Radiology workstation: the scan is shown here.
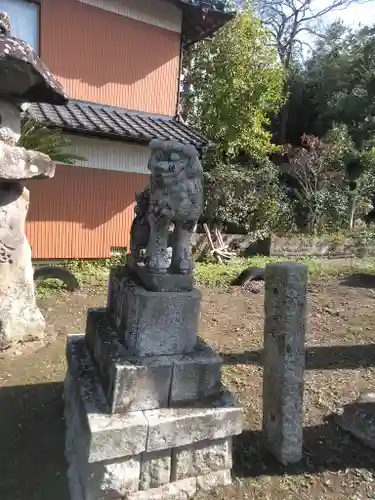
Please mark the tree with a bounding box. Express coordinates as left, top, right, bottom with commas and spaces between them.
18, 117, 85, 165
254, 0, 367, 69
181, 7, 289, 234
291, 23, 375, 148
280, 134, 349, 232
325, 123, 375, 230
284, 20, 349, 143
182, 8, 285, 158
253, 0, 371, 142
281, 127, 375, 232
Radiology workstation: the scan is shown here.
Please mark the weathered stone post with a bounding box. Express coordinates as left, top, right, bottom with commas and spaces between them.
262, 262, 308, 465
0, 12, 68, 347
64, 140, 243, 500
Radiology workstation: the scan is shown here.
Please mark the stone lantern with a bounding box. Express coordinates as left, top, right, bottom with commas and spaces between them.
0, 12, 68, 347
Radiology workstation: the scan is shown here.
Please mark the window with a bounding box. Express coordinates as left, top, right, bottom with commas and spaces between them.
0, 0, 39, 53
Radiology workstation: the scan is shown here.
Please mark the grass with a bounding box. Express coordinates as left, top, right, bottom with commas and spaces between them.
36, 279, 66, 299
34, 255, 375, 297
194, 256, 375, 287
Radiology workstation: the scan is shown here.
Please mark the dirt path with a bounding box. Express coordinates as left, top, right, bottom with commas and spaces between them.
1, 276, 375, 500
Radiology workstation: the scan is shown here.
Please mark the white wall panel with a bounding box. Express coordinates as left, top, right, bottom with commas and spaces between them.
65, 135, 150, 175
77, 0, 182, 32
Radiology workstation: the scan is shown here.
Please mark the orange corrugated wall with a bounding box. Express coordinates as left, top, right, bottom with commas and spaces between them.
25, 165, 148, 259
40, 0, 180, 116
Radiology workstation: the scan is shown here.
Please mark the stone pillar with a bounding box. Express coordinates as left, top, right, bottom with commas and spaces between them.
0, 100, 56, 346
262, 262, 308, 465
0, 12, 68, 346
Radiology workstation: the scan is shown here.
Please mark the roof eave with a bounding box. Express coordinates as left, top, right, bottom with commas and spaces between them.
166, 1, 235, 45
24, 99, 214, 152
184, 7, 235, 46
29, 118, 213, 153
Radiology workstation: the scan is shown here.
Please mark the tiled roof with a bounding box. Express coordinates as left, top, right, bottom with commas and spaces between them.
27, 100, 211, 151
170, 1, 235, 45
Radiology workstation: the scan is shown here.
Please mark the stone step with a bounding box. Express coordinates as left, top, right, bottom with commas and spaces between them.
86, 309, 223, 413
65, 334, 242, 464
106, 266, 200, 356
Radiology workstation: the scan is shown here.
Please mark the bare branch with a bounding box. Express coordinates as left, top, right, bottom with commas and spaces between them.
294, 26, 328, 39
294, 37, 316, 59
254, 0, 371, 67
301, 0, 361, 23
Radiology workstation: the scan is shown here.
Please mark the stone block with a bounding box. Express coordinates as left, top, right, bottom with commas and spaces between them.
107, 267, 200, 356
65, 335, 148, 462
127, 255, 193, 292
335, 392, 375, 451
171, 438, 232, 481
65, 372, 87, 467
263, 262, 307, 466
196, 470, 232, 492
83, 456, 140, 498
125, 478, 196, 500
169, 340, 222, 405
139, 449, 172, 490
68, 449, 139, 500
67, 452, 85, 500
144, 391, 242, 452
86, 309, 173, 412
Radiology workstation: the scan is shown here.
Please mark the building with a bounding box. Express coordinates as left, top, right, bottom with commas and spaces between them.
0, 0, 233, 259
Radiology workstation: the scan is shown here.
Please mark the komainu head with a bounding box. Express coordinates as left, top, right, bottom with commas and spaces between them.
148, 139, 203, 182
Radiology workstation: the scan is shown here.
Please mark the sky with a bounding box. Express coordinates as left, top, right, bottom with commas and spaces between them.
317, 0, 375, 27
296, 0, 375, 55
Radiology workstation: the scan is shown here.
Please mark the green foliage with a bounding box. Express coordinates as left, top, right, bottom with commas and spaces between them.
281, 134, 349, 233
281, 126, 375, 233
288, 22, 375, 149
184, 9, 285, 158
204, 156, 294, 234
36, 279, 66, 299
324, 124, 375, 227
182, 7, 288, 235
285, 22, 375, 230
18, 117, 86, 164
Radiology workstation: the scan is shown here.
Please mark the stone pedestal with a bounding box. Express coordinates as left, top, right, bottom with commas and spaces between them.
65, 265, 243, 500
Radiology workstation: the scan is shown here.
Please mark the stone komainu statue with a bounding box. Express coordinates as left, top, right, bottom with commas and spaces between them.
130, 139, 203, 275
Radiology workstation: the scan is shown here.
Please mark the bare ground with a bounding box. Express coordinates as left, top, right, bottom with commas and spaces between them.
1, 275, 375, 500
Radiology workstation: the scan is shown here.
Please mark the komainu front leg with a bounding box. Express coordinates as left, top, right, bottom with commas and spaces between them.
146, 215, 170, 274
171, 220, 196, 275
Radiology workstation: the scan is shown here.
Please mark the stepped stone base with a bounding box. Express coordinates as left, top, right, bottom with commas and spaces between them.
86, 308, 222, 413
65, 262, 243, 500
65, 335, 242, 500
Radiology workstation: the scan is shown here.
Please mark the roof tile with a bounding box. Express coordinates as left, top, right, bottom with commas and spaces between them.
27, 99, 211, 150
